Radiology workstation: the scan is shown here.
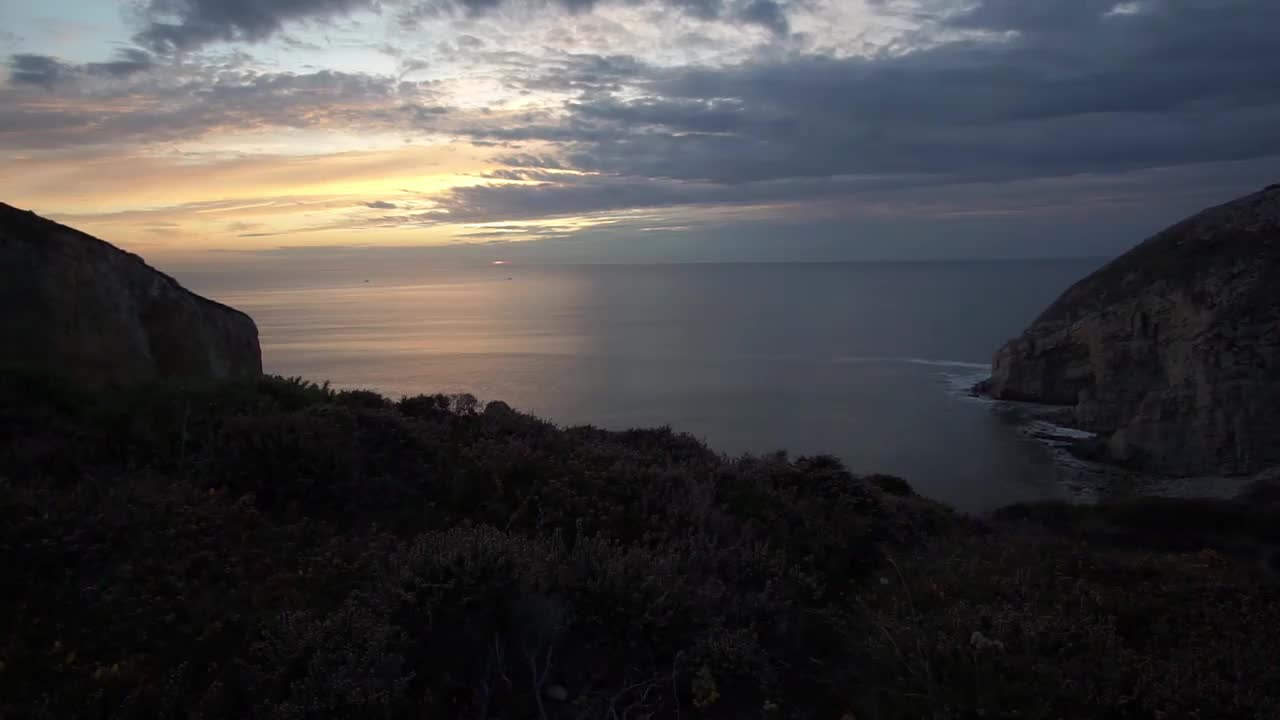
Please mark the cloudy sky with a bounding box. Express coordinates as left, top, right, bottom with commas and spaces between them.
2, 0, 1278, 262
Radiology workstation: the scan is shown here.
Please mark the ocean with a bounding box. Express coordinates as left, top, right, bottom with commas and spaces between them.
187, 259, 1109, 513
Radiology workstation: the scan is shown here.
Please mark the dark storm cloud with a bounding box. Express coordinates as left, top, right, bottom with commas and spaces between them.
402, 0, 784, 31
135, 0, 377, 52
944, 0, 1137, 33
165, 155, 1275, 267
366, 0, 1280, 231
1, 65, 441, 148
9, 0, 1278, 245
8, 49, 156, 89
399, 57, 430, 77
9, 54, 72, 89
416, 172, 885, 223
86, 49, 158, 77
571, 96, 746, 134
364, 200, 398, 208
495, 154, 568, 170
394, 157, 1280, 263
737, 0, 788, 34
425, 0, 721, 16
483, 168, 557, 180
482, 51, 648, 95
487, 0, 1280, 188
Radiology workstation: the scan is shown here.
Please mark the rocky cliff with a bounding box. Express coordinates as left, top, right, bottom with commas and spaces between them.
0, 203, 261, 383
982, 185, 1280, 475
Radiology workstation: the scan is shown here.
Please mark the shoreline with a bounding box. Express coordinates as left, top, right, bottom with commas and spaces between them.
970, 380, 1272, 505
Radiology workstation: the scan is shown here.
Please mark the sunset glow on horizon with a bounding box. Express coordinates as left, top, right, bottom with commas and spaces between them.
2, 0, 1278, 262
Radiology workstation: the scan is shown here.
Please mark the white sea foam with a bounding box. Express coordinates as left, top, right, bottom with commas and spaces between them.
924, 362, 992, 401
831, 355, 989, 370
1021, 419, 1094, 442
899, 357, 990, 370
922, 362, 1112, 493
826, 356, 992, 399
837, 355, 1254, 504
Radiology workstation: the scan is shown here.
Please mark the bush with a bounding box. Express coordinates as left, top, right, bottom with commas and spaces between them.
858, 534, 1280, 719
2, 371, 1275, 718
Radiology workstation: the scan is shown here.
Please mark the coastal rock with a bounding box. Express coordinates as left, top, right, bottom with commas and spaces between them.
0, 203, 261, 383
983, 185, 1280, 475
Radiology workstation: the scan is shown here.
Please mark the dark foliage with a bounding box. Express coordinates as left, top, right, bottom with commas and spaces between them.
1, 370, 1276, 718
862, 534, 1280, 719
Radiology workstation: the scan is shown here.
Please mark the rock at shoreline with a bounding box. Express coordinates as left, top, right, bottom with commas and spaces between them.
982, 185, 1280, 476
0, 203, 261, 383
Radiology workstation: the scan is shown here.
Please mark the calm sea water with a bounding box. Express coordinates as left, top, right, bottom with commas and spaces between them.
189, 260, 1107, 513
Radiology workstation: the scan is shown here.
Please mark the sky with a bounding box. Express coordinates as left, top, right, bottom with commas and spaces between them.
2, 0, 1278, 264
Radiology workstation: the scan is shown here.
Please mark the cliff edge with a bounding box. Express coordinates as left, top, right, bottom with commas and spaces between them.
982, 185, 1280, 475
0, 203, 261, 383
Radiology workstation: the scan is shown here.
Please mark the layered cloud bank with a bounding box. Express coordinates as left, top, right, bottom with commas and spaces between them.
2, 0, 1278, 259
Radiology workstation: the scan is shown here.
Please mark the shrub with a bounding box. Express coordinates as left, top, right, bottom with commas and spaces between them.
2, 371, 1275, 719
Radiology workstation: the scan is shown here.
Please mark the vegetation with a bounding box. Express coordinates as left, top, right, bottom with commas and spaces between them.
1, 371, 1277, 718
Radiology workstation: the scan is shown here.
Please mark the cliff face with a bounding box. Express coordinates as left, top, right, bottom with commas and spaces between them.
0, 203, 261, 383
984, 185, 1280, 476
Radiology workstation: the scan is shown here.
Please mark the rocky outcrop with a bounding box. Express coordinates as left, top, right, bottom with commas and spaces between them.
0, 203, 261, 383
982, 185, 1280, 476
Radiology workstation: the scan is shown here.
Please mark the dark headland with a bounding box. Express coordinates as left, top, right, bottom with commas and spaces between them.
2, 199, 1278, 718
976, 184, 1280, 477
0, 203, 261, 384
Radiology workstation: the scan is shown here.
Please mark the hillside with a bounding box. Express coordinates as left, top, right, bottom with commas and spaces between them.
0, 203, 261, 383
981, 185, 1280, 475
2, 372, 1277, 719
